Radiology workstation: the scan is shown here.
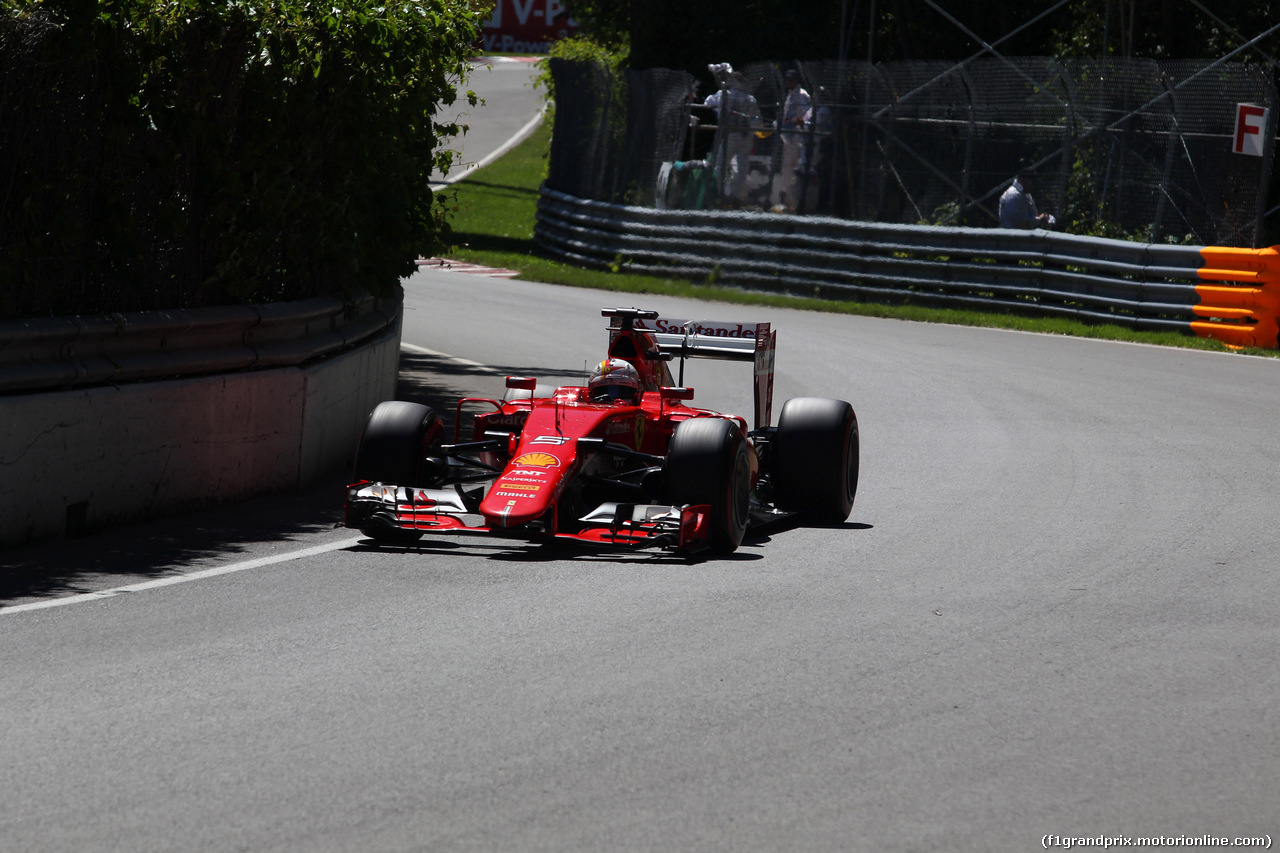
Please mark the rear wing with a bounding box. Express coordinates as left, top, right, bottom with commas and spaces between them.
605, 309, 777, 429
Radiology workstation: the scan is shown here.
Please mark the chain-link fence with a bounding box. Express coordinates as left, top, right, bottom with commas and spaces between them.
546, 57, 1278, 247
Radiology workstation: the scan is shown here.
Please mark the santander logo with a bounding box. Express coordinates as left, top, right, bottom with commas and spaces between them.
634, 317, 761, 339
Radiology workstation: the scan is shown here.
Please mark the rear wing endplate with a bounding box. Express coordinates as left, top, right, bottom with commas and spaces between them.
606, 310, 776, 429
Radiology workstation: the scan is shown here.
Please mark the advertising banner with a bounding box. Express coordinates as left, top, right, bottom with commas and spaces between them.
481, 0, 577, 54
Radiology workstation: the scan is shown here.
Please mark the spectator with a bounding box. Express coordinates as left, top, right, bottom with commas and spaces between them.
703, 64, 761, 207
800, 85, 834, 212
999, 172, 1056, 229
771, 69, 811, 212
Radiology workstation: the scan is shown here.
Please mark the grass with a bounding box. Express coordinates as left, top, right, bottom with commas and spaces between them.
440, 119, 1275, 357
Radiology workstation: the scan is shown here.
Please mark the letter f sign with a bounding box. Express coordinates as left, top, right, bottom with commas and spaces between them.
1234, 103, 1269, 157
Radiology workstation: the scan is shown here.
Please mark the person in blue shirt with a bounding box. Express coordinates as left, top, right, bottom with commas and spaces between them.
999, 172, 1056, 229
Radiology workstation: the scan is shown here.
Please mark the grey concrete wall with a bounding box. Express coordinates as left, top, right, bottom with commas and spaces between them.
0, 318, 400, 547
296, 319, 401, 490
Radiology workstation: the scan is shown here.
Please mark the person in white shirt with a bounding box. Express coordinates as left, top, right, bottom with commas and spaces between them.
771, 69, 811, 211
703, 64, 761, 207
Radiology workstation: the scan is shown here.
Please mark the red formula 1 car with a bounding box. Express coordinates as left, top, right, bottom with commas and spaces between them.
344, 308, 859, 555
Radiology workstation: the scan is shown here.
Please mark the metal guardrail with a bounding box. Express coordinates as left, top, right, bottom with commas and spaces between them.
0, 290, 402, 393
534, 187, 1280, 348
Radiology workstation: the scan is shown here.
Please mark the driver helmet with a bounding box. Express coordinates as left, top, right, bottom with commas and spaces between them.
588, 358, 642, 404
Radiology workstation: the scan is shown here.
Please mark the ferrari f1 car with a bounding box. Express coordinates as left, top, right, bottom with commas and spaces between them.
344, 308, 859, 555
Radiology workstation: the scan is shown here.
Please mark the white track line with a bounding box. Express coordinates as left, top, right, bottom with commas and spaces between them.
430, 107, 546, 190
415, 258, 520, 277
401, 342, 501, 374
1, 537, 364, 616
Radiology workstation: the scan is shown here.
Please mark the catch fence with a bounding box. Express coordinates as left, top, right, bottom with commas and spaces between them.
546, 57, 1277, 247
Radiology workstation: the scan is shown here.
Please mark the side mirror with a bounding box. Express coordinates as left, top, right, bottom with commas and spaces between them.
660, 386, 694, 401
505, 376, 537, 391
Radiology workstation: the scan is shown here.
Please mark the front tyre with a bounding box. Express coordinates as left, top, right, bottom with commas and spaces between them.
770, 397, 859, 524
352, 401, 445, 543
665, 417, 751, 553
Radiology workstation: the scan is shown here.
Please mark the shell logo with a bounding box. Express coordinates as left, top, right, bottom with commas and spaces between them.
511, 452, 559, 468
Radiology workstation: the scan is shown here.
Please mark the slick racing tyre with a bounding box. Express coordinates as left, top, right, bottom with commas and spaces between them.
352, 401, 445, 543
665, 417, 751, 554
770, 397, 859, 524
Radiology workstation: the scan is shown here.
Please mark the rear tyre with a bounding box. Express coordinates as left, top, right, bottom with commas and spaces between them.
770, 397, 859, 524
665, 418, 751, 553
352, 401, 444, 543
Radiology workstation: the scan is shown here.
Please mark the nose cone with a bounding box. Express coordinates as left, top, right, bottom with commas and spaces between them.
480, 451, 564, 528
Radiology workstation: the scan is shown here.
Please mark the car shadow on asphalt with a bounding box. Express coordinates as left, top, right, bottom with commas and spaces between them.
348, 537, 767, 565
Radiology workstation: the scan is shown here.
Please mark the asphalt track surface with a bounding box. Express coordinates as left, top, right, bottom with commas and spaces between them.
3, 65, 1278, 853
431, 56, 545, 188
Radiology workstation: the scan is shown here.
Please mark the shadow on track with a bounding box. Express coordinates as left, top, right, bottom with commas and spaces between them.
0, 352, 507, 605
0, 473, 350, 604
349, 536, 767, 565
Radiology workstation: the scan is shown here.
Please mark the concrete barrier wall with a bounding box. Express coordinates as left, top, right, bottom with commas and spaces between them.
0, 317, 400, 547
296, 320, 401, 490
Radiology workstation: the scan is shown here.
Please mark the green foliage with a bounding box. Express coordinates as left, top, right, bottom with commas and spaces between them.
534, 32, 627, 104
0, 0, 483, 318
924, 201, 962, 227
1052, 0, 1280, 60
564, 0, 628, 49
445, 117, 550, 252
626, 1, 1280, 73
1058, 143, 1201, 245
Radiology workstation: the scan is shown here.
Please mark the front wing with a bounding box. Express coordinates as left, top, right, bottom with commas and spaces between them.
346, 482, 716, 553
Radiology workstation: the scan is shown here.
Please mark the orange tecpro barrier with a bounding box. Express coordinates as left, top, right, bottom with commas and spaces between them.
1195, 246, 1280, 348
